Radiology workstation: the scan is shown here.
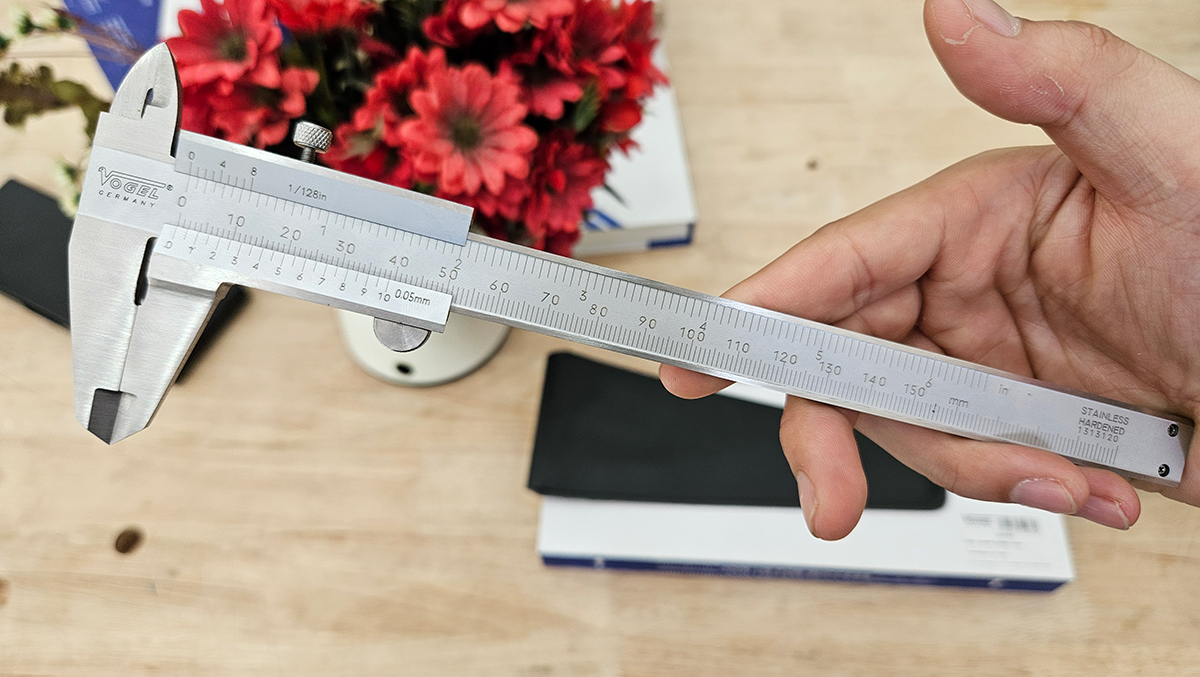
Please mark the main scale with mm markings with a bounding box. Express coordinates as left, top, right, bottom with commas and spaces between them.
68, 45, 1191, 485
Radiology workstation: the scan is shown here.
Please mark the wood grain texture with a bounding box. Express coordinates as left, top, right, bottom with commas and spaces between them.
3, 0, 1200, 674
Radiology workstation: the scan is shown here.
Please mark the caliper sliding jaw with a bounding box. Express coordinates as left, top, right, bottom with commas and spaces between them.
69, 45, 227, 444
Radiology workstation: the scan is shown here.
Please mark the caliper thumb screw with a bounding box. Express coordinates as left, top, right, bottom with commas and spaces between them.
293, 121, 333, 163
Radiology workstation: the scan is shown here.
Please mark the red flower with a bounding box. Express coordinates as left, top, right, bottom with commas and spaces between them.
598, 96, 640, 133
179, 85, 219, 137
323, 48, 446, 187
186, 66, 320, 147
357, 35, 401, 63
267, 0, 378, 34
618, 0, 667, 99
400, 61, 538, 196
542, 226, 581, 255
522, 131, 607, 247
459, 0, 574, 32
507, 20, 580, 119
450, 173, 529, 219
167, 0, 282, 94
423, 0, 483, 47
519, 68, 582, 120
361, 47, 446, 146
540, 0, 626, 93
324, 123, 414, 185
168, 0, 317, 148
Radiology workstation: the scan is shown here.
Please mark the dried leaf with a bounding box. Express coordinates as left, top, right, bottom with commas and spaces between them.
0, 63, 110, 139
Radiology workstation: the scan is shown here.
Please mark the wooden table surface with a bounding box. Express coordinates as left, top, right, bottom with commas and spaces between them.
3, 0, 1200, 674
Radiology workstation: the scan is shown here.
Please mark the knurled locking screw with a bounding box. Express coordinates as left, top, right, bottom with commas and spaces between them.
293, 121, 333, 163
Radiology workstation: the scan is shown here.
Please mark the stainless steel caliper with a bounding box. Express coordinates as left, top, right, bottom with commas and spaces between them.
68, 45, 1191, 486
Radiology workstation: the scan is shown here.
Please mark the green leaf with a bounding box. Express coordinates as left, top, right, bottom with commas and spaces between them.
16, 12, 35, 36
384, 0, 443, 41
572, 82, 601, 133
600, 182, 626, 207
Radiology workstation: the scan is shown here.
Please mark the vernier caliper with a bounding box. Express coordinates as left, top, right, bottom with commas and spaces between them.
70, 45, 1191, 486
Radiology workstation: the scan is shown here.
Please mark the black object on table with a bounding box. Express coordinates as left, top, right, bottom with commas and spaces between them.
528, 352, 946, 511
0, 179, 247, 382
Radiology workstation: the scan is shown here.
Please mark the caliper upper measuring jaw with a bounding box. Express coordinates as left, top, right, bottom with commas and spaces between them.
70, 45, 468, 444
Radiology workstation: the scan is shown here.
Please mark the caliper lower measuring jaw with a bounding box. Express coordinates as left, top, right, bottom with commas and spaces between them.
70, 46, 1191, 489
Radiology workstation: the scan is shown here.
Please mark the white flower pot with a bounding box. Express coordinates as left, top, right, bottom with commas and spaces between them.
336, 310, 510, 386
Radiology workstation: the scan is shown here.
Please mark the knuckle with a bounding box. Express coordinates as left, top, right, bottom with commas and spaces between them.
778, 406, 807, 475
1041, 21, 1141, 130
1072, 21, 1116, 51
1065, 21, 1140, 77
924, 454, 965, 496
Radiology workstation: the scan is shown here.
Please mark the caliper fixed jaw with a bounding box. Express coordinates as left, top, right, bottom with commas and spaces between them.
70, 44, 225, 444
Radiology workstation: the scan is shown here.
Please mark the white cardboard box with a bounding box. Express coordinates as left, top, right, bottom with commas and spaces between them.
537, 385, 1074, 591
574, 68, 697, 257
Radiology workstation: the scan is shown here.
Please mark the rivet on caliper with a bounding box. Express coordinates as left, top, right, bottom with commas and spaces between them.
373, 318, 431, 353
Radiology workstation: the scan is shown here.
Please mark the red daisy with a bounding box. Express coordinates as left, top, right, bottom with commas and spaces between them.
441, 174, 528, 222
423, 0, 484, 48
618, 0, 667, 100
323, 47, 446, 187
458, 0, 574, 33
166, 0, 282, 94
170, 0, 317, 148
323, 123, 415, 186
180, 83, 219, 138
597, 96, 641, 133
191, 66, 319, 147
267, 0, 378, 34
399, 61, 538, 196
537, 0, 625, 94
507, 22, 581, 119
521, 131, 607, 246
519, 68, 582, 120
369, 48, 446, 146
542, 225, 581, 256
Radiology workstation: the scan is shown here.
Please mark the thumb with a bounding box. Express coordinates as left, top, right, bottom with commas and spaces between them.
925, 0, 1200, 207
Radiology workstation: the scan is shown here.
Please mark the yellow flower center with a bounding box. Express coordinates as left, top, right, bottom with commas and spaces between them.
450, 115, 483, 151
218, 32, 248, 62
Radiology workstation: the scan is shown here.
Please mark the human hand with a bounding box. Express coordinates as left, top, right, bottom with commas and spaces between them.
661, 0, 1200, 539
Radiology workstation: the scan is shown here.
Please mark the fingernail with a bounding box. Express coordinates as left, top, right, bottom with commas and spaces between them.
1009, 478, 1077, 514
1075, 496, 1131, 530
962, 0, 1021, 37
796, 471, 818, 534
